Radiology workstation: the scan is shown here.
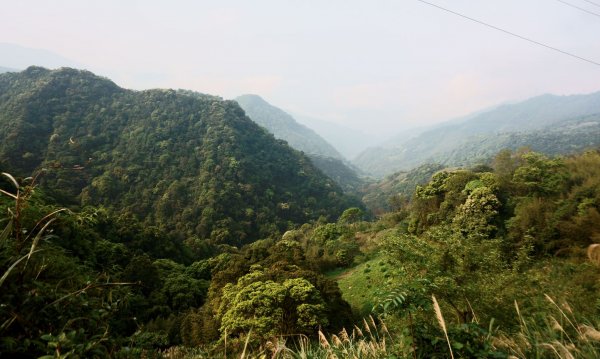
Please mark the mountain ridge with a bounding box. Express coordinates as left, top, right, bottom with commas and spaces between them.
0, 67, 362, 246
235, 94, 366, 191
235, 94, 343, 160
354, 91, 600, 177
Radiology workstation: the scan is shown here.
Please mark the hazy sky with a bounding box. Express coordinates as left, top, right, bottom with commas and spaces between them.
2, 0, 600, 136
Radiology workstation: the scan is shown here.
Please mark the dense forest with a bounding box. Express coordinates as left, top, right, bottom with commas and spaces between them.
1, 68, 600, 358
0, 67, 361, 248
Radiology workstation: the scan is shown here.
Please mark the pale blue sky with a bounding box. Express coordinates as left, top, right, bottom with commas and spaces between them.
2, 0, 600, 136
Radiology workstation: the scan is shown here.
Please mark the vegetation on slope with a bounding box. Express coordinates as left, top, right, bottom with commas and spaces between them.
235, 94, 343, 160
2, 148, 600, 358
0, 176, 367, 356
0, 67, 361, 247
308, 154, 365, 193
361, 163, 445, 214
355, 92, 600, 177
365, 148, 600, 358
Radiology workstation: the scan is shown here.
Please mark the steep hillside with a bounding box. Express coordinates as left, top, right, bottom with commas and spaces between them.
362, 163, 445, 214
307, 154, 365, 192
0, 67, 362, 246
235, 94, 343, 159
355, 92, 600, 177
235, 94, 365, 190
294, 115, 382, 159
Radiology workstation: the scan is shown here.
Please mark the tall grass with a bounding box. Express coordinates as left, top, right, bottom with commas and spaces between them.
158, 316, 393, 358
494, 296, 600, 359
0, 172, 68, 289
432, 294, 455, 359
157, 294, 600, 359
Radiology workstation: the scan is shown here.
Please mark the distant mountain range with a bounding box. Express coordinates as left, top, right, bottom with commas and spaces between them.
0, 66, 18, 74
0, 42, 82, 69
354, 92, 600, 177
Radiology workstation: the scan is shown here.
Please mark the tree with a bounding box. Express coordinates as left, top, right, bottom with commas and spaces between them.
453, 186, 500, 239
217, 266, 327, 339
338, 207, 364, 224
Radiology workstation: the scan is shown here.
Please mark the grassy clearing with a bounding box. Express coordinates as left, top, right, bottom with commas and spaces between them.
328, 255, 393, 316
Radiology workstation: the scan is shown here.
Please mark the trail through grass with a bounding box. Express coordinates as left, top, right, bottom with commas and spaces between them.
327, 255, 392, 316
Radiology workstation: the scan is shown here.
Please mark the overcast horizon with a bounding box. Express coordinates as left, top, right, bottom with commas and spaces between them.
2, 0, 600, 137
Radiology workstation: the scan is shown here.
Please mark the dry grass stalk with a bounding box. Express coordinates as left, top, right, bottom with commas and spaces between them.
362, 318, 372, 336
339, 328, 350, 343
239, 329, 252, 359
318, 330, 330, 349
358, 341, 368, 356
331, 334, 342, 347
515, 332, 532, 350
540, 343, 562, 358
0, 249, 43, 288
544, 295, 577, 332
25, 217, 56, 268
587, 244, 600, 265
492, 333, 520, 354
0, 188, 17, 200
562, 302, 573, 315
353, 325, 363, 337
549, 341, 575, 359
369, 341, 377, 355
432, 295, 455, 359
379, 319, 390, 338
514, 300, 528, 333
550, 316, 565, 333
368, 315, 379, 338
579, 324, 600, 342
1, 172, 19, 190
466, 298, 479, 324
223, 328, 227, 359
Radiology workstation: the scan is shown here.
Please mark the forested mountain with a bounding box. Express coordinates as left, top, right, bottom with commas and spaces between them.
235, 94, 365, 191
354, 92, 600, 177
0, 67, 361, 246
235, 94, 343, 160
308, 155, 365, 192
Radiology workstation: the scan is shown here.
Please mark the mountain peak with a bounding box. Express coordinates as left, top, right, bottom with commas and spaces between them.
0, 68, 361, 246
236, 93, 267, 103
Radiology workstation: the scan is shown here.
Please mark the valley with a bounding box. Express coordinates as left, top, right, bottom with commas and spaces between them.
1, 67, 599, 358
